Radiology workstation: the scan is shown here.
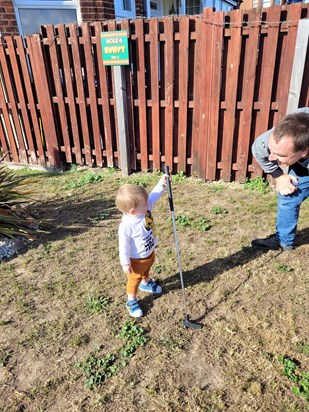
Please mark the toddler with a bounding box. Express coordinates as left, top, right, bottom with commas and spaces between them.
115, 175, 168, 317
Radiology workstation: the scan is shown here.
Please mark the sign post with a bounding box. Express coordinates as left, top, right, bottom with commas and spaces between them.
101, 31, 130, 175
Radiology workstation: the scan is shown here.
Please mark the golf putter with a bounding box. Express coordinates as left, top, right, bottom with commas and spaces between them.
164, 166, 202, 330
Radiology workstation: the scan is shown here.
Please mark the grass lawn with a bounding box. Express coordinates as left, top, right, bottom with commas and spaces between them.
0, 167, 308, 411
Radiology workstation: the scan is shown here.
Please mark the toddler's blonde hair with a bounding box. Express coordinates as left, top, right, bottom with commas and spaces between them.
116, 184, 148, 213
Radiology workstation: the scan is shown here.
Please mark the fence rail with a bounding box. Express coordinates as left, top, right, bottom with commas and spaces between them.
0, 4, 308, 182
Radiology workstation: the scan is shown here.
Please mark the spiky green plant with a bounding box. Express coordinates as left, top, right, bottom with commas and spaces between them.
0, 166, 37, 238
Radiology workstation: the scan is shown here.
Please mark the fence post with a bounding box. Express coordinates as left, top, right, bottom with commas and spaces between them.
114, 65, 130, 175
286, 19, 309, 114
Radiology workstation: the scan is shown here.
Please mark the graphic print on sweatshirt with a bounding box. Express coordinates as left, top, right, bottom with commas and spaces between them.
143, 210, 156, 252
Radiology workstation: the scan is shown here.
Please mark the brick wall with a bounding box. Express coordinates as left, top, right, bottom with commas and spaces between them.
0, 0, 19, 36
79, 0, 116, 21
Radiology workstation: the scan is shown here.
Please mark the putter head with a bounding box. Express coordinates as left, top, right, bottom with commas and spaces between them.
183, 318, 202, 329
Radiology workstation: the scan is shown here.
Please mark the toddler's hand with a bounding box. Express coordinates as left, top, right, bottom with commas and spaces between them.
122, 264, 132, 274
159, 174, 170, 186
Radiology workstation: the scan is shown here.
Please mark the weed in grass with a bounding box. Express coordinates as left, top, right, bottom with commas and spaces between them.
77, 320, 147, 388
207, 183, 226, 192
175, 214, 192, 227
117, 320, 148, 359
276, 263, 293, 273
85, 295, 110, 314
153, 264, 166, 274
279, 355, 309, 405
244, 177, 270, 193
64, 171, 103, 190
211, 206, 228, 215
77, 350, 118, 388
128, 179, 148, 187
0, 349, 12, 366
195, 217, 212, 231
104, 167, 118, 175
172, 171, 186, 183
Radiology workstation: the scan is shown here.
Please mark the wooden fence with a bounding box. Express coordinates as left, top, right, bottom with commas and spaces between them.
0, 4, 308, 182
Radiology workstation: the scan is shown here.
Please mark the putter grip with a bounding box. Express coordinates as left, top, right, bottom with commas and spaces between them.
164, 165, 174, 212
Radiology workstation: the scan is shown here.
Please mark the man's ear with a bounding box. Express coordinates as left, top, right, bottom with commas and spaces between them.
302, 147, 309, 158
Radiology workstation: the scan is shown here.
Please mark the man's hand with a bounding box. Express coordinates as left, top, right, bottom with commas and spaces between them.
275, 174, 298, 195
122, 264, 132, 274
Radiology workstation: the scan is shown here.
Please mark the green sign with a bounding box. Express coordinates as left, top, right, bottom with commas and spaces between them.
101, 31, 129, 66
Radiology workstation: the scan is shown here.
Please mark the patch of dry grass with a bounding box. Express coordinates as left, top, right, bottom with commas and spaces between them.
0, 168, 308, 411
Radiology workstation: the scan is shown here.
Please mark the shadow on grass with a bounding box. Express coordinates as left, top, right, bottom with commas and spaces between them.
140, 226, 309, 322
1, 193, 119, 260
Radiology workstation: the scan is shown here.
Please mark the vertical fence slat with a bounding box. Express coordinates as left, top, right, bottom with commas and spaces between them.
197, 8, 213, 180
177, 16, 190, 173
251, 6, 281, 177
28, 35, 61, 167
0, 38, 19, 162
236, 8, 260, 183
1, 37, 28, 163
191, 16, 203, 177
108, 20, 119, 165
135, 19, 148, 171
94, 22, 114, 167
6, 37, 37, 164
199, 8, 213, 181
45, 25, 72, 164
164, 17, 174, 171
149, 18, 160, 170
69, 23, 92, 165
15, 36, 46, 165
82, 23, 103, 166
206, 10, 224, 181
220, 9, 242, 182
58, 25, 82, 164
120, 19, 136, 171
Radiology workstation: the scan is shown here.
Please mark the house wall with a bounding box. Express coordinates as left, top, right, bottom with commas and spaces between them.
79, 0, 115, 21
0, 0, 145, 37
0, 0, 19, 36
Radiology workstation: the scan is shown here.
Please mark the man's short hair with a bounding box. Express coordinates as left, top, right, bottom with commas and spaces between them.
273, 111, 309, 152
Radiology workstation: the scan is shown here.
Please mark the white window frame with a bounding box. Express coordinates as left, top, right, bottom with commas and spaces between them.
114, 0, 136, 19
13, 0, 81, 36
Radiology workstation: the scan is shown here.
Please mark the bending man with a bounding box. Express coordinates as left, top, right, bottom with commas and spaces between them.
251, 108, 309, 251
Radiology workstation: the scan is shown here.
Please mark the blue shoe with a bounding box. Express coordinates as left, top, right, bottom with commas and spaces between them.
126, 299, 143, 318
139, 280, 162, 294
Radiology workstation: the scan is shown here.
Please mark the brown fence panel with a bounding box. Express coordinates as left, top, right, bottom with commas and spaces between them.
93, 22, 114, 168
149, 18, 160, 171
28, 34, 61, 167
177, 16, 190, 173
0, 37, 19, 163
0, 37, 28, 164
0, 5, 308, 181
220, 10, 242, 182
235, 8, 260, 183
134, 19, 148, 171
205, 10, 224, 181
163, 17, 174, 171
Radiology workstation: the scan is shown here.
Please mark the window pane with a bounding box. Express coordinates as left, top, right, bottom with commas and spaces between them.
123, 0, 132, 11
19, 8, 77, 35
186, 0, 201, 15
